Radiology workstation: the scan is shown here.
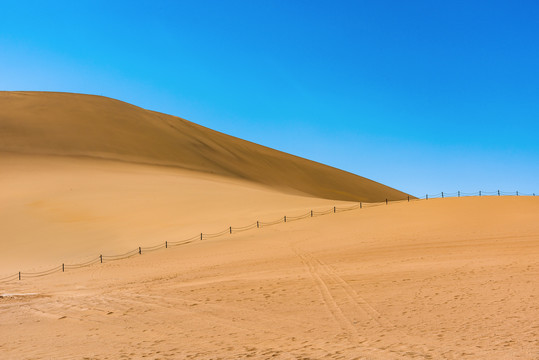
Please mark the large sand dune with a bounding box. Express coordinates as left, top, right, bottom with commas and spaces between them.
0, 91, 410, 202
1, 196, 537, 359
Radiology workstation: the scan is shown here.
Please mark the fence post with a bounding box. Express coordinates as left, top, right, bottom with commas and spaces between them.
479, 191, 482, 197
360, 202, 362, 209
257, 221, 259, 228
229, 226, 232, 234
426, 194, 428, 200
311, 210, 313, 217
385, 198, 388, 205
62, 263, 64, 272
100, 254, 103, 263
458, 191, 460, 197
200, 233, 203, 240
442, 192, 444, 198
165, 241, 168, 249
139, 247, 141, 255
516, 191, 519, 196
19, 271, 21, 280
284, 216, 287, 223
333, 206, 336, 213
498, 190, 500, 196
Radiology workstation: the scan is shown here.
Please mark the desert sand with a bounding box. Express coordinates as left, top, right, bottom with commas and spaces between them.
1, 196, 537, 359
1, 92, 537, 359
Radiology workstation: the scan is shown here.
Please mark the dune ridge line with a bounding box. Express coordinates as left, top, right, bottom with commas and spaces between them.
1, 193, 534, 283
0, 91, 411, 202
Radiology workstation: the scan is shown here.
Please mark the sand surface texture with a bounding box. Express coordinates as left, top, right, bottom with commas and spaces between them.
1, 196, 537, 359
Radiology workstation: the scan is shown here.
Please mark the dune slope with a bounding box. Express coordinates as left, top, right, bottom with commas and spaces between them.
0, 91, 409, 202
0, 153, 354, 274
0, 196, 537, 359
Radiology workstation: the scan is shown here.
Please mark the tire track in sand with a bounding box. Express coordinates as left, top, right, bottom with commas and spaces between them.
313, 256, 394, 329
295, 249, 435, 358
293, 248, 365, 343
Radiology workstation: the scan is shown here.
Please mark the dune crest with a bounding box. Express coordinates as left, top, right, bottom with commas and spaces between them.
0, 91, 410, 202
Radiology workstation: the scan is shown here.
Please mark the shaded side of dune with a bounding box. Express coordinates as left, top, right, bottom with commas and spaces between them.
0, 91, 410, 202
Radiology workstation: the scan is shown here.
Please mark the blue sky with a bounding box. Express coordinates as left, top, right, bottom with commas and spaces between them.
1, 1, 538, 196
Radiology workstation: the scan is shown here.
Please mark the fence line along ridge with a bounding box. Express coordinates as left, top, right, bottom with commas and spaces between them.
1, 190, 535, 283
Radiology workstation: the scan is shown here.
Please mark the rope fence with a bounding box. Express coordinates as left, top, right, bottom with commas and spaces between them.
419, 190, 535, 199
1, 190, 535, 283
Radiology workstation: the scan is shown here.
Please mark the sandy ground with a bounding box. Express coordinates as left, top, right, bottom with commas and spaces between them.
1, 195, 537, 359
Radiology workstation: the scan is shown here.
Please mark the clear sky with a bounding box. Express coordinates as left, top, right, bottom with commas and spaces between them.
1, 1, 538, 196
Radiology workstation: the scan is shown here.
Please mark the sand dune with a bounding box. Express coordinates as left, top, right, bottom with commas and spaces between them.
0, 90, 407, 280
1, 196, 537, 359
0, 91, 410, 202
